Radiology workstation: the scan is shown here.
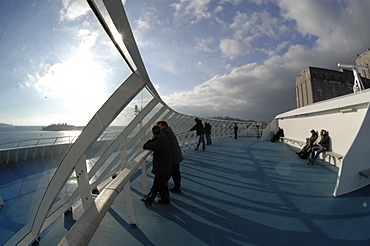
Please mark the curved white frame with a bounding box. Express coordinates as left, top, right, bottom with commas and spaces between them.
4, 1, 258, 245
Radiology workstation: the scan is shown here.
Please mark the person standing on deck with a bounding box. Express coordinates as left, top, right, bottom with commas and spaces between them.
141, 125, 172, 205
204, 122, 212, 145
157, 120, 184, 193
234, 123, 238, 139
190, 118, 206, 151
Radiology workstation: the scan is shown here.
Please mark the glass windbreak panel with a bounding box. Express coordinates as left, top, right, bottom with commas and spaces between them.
126, 103, 166, 161
0, 154, 62, 245
48, 172, 78, 217
0, 0, 131, 243
86, 88, 154, 185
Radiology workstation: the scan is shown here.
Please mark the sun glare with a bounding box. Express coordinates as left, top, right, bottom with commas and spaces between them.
33, 46, 109, 115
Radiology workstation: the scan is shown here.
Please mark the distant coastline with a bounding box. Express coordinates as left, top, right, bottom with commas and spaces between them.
0, 123, 13, 127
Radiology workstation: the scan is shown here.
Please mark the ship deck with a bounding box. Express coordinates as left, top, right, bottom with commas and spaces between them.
3, 137, 370, 245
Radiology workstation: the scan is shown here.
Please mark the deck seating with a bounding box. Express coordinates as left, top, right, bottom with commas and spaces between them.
358, 168, 370, 186
359, 169, 370, 178
280, 136, 343, 161
279, 137, 305, 146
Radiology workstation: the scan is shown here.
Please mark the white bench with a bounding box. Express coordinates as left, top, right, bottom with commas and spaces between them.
280, 137, 343, 161
358, 168, 370, 185
279, 137, 305, 147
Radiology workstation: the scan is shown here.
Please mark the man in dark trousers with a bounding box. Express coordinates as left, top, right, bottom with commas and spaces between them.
204, 122, 212, 145
157, 120, 184, 193
141, 125, 172, 205
308, 129, 330, 165
190, 118, 206, 151
234, 123, 238, 139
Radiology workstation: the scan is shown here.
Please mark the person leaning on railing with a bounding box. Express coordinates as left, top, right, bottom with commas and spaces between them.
141, 125, 172, 205
157, 120, 184, 193
190, 118, 206, 151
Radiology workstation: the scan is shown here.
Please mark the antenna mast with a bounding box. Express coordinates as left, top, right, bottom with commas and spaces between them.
338, 63, 367, 92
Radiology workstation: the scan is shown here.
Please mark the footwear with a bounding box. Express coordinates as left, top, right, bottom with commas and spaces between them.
193, 148, 198, 151
140, 198, 152, 205
169, 187, 182, 193
201, 149, 206, 151
295, 152, 301, 156
307, 162, 313, 165
158, 199, 170, 204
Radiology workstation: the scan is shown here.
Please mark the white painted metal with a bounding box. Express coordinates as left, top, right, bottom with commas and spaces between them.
75, 156, 107, 246
119, 139, 137, 226
264, 88, 370, 196
58, 150, 152, 246
338, 63, 367, 92
18, 73, 147, 245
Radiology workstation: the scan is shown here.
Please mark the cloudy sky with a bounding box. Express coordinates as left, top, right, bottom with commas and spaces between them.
124, 0, 370, 121
0, 0, 370, 125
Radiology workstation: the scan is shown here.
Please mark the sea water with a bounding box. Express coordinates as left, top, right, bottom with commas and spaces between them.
0, 125, 125, 146
0, 126, 82, 144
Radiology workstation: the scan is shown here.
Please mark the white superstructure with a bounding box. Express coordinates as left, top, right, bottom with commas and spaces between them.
264, 85, 370, 196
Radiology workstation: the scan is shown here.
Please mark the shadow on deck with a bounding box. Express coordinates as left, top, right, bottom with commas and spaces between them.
31, 138, 370, 245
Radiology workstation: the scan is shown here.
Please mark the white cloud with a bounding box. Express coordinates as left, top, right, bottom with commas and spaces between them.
218, 0, 243, 5
163, 59, 297, 120
195, 37, 215, 52
134, 8, 162, 31
131, 0, 370, 121
171, 0, 212, 23
219, 10, 288, 58
220, 38, 252, 58
162, 1, 370, 121
60, 0, 90, 21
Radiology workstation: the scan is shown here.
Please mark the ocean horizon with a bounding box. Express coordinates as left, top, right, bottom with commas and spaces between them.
0, 125, 123, 145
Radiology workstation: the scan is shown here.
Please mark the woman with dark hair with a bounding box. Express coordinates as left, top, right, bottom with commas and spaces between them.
141, 125, 172, 205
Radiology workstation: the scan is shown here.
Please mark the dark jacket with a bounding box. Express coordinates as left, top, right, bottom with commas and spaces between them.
190, 120, 205, 135
161, 127, 184, 165
319, 133, 330, 150
276, 128, 284, 137
204, 123, 211, 135
143, 136, 172, 175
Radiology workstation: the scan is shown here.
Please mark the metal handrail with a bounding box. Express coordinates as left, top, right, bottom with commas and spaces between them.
0, 132, 120, 151
58, 150, 152, 246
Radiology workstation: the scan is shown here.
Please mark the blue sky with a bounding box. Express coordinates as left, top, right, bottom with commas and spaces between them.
0, 0, 370, 125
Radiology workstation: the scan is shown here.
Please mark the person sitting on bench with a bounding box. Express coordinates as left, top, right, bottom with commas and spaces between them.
296, 129, 318, 159
307, 129, 329, 165
271, 127, 284, 142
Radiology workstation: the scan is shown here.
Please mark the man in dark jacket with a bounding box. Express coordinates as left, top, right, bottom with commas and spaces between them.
271, 127, 284, 142
141, 125, 172, 205
190, 118, 206, 151
204, 122, 212, 145
157, 120, 184, 193
308, 129, 329, 165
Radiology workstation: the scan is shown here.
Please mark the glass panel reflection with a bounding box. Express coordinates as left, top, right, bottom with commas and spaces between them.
86, 88, 154, 185
0, 0, 132, 243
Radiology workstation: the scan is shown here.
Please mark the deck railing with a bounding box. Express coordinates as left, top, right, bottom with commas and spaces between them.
0, 133, 120, 164
58, 128, 255, 246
